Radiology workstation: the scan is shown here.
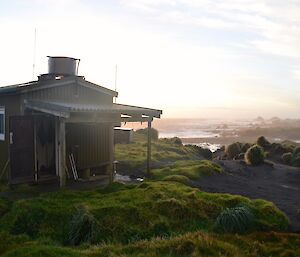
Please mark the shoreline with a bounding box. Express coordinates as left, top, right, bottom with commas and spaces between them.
180, 136, 258, 146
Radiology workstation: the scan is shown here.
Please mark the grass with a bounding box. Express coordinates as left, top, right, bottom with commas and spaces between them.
115, 133, 206, 172
2, 231, 300, 257
0, 132, 297, 256
162, 175, 190, 185
0, 181, 289, 246
151, 160, 223, 180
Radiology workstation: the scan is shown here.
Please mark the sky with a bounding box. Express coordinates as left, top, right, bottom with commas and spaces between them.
1, 0, 300, 119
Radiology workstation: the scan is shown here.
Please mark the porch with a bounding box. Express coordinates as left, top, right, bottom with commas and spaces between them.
9, 100, 161, 186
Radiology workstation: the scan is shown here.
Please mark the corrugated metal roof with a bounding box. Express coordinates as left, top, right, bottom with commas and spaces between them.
0, 76, 118, 97
0, 81, 38, 93
24, 100, 162, 119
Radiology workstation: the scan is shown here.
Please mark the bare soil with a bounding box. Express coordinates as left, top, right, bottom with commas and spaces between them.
192, 160, 300, 232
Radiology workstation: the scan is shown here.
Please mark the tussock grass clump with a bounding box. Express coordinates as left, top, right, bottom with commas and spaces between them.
291, 155, 300, 167
67, 205, 99, 246
281, 152, 293, 165
293, 146, 300, 156
198, 148, 213, 160
245, 145, 265, 166
225, 143, 241, 159
214, 206, 255, 233
241, 143, 251, 153
257, 136, 271, 149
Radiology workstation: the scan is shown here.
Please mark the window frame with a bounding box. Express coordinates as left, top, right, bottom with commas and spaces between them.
0, 107, 5, 141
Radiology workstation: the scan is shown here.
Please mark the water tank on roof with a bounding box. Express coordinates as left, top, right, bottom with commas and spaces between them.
48, 56, 79, 76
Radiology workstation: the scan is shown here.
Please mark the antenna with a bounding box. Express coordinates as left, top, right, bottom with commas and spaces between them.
32, 28, 37, 80
114, 64, 118, 103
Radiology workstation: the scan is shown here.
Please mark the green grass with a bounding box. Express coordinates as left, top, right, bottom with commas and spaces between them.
162, 175, 190, 185
151, 160, 223, 180
0, 181, 289, 246
115, 133, 205, 171
2, 231, 300, 257
0, 132, 296, 256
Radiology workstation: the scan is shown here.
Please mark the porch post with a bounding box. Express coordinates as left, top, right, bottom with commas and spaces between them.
58, 118, 66, 187
147, 120, 152, 176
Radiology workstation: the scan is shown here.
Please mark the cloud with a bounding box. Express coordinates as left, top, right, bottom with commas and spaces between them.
121, 0, 300, 58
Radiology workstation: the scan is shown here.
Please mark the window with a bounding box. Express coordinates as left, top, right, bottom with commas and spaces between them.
0, 107, 5, 141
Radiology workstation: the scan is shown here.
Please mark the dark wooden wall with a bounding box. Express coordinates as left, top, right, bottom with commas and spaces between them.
0, 94, 21, 180
66, 123, 110, 170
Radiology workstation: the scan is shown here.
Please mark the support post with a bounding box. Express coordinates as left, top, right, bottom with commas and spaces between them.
57, 118, 66, 187
147, 121, 152, 176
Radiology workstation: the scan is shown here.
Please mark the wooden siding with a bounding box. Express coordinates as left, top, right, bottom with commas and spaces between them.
22, 83, 112, 105
66, 123, 110, 170
0, 94, 22, 180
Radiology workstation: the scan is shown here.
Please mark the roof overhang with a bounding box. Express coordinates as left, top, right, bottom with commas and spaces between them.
24, 100, 162, 122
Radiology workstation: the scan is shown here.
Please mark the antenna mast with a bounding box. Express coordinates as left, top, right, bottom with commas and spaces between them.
32, 28, 37, 80
114, 64, 118, 103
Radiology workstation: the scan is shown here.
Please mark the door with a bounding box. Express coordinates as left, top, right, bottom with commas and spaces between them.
9, 116, 35, 184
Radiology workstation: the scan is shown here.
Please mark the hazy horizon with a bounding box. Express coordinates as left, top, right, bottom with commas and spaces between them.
1, 1, 300, 119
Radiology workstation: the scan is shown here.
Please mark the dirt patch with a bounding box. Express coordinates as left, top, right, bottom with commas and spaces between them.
192, 160, 300, 232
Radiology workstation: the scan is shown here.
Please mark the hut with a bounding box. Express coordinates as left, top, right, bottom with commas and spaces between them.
0, 56, 162, 186
114, 127, 134, 144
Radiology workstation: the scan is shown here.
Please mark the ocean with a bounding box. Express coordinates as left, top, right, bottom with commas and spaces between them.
126, 118, 253, 152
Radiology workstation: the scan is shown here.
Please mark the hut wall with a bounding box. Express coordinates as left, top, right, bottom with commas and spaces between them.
0, 94, 21, 180
66, 123, 111, 170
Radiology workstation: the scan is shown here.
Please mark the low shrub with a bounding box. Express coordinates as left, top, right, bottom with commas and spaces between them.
214, 206, 255, 233
245, 145, 265, 166
225, 143, 241, 159
281, 152, 293, 165
257, 136, 270, 149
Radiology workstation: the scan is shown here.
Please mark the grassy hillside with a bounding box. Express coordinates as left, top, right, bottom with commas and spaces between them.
0, 130, 298, 256
0, 181, 295, 257
0, 182, 289, 246
115, 131, 207, 172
